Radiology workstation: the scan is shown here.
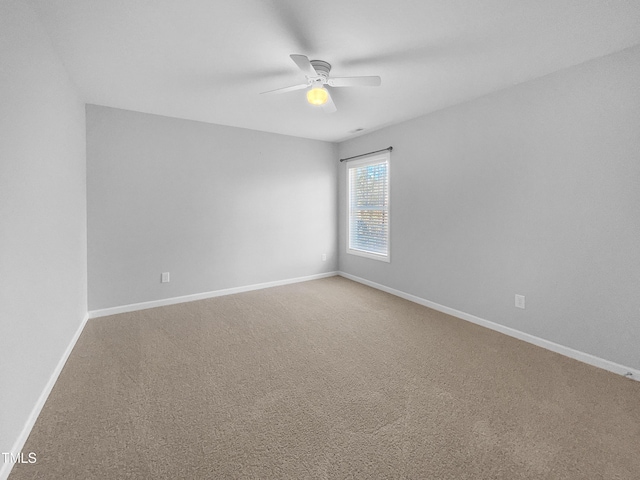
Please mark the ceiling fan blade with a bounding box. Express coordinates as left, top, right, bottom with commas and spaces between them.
322, 90, 337, 113
260, 83, 308, 95
290, 54, 318, 78
328, 76, 381, 87
269, 3, 314, 53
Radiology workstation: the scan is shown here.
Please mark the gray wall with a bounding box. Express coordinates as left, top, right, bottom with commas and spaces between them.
87, 106, 337, 310
0, 0, 87, 456
338, 45, 640, 370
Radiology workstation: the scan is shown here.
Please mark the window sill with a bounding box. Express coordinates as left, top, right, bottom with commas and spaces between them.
346, 248, 390, 263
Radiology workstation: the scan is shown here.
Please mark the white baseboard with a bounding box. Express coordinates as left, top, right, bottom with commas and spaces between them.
89, 271, 339, 319
339, 272, 640, 382
0, 312, 90, 480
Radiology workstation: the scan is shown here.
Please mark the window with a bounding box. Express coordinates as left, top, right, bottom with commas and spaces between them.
347, 151, 390, 262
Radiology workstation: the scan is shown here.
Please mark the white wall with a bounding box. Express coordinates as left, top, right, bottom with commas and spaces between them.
0, 0, 87, 460
87, 106, 337, 310
338, 45, 640, 370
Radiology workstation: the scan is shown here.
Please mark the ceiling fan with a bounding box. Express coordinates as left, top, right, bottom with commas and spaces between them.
260, 54, 381, 113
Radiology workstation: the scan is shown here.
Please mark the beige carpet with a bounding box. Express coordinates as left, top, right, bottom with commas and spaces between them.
10, 276, 640, 479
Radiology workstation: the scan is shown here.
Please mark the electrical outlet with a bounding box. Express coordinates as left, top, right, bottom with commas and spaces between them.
321, 253, 327, 262
515, 294, 525, 309
161, 272, 170, 283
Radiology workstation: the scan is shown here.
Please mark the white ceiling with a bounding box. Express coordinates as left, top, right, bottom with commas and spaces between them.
31, 0, 640, 142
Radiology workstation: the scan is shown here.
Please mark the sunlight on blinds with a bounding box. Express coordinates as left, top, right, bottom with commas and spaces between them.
348, 157, 389, 258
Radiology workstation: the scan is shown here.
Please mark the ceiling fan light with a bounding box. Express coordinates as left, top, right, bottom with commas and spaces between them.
307, 87, 328, 105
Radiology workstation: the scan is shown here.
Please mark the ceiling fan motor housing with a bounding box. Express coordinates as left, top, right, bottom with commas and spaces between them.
310, 60, 331, 83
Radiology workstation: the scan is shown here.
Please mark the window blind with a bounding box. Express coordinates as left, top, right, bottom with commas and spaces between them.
348, 156, 389, 258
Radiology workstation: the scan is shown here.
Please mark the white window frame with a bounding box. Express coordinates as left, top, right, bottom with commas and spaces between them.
346, 151, 390, 262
